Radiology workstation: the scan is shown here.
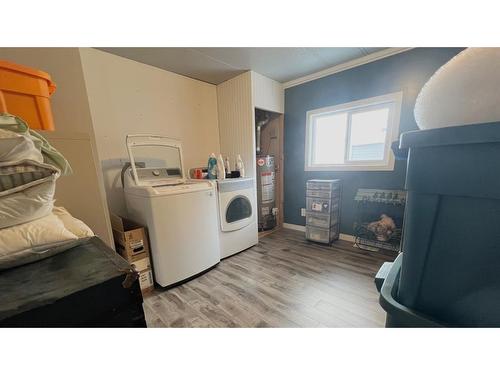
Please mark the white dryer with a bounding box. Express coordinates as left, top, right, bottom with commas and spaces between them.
123, 135, 220, 287
217, 178, 258, 258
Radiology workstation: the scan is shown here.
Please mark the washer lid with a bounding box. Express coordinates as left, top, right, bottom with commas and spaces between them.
126, 134, 186, 187
125, 180, 215, 197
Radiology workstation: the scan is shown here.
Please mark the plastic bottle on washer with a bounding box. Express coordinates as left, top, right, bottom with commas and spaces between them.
207, 153, 217, 180
225, 156, 231, 177
217, 154, 226, 180
236, 154, 245, 178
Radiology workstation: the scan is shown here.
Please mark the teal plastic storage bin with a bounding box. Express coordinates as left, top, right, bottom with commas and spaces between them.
378, 254, 444, 327
397, 121, 500, 327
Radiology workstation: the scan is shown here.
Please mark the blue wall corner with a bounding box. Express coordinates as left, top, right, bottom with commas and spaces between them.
283, 47, 465, 235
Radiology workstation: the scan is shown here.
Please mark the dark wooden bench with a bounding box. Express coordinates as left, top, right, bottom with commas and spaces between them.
0, 237, 146, 327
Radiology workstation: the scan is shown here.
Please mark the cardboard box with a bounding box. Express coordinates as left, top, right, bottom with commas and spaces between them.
130, 256, 151, 272
138, 269, 154, 295
130, 257, 154, 295
110, 213, 150, 263
110, 213, 155, 294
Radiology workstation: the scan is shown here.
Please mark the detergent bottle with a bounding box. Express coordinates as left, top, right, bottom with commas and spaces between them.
217, 154, 226, 180
236, 154, 245, 178
207, 153, 217, 180
225, 156, 231, 177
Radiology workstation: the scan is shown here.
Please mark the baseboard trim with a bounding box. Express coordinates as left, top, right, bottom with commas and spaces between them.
339, 233, 356, 242
282, 223, 306, 232
283, 223, 355, 243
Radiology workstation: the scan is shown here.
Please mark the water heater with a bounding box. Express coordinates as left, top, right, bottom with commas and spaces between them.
256, 155, 276, 231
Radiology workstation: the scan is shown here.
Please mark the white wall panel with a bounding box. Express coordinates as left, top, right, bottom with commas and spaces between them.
0, 48, 113, 245
252, 72, 284, 114
216, 71, 256, 178
79, 48, 221, 217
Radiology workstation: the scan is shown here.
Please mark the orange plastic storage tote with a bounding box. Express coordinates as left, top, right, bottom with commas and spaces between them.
0, 60, 57, 131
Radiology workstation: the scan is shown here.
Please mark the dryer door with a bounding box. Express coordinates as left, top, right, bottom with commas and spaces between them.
218, 179, 255, 232
227, 193, 252, 219
219, 191, 255, 232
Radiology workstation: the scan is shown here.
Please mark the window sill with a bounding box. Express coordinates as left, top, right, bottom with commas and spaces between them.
305, 162, 395, 172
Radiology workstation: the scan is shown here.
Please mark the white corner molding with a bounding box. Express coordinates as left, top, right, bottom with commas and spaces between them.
283, 223, 355, 243
283, 48, 413, 89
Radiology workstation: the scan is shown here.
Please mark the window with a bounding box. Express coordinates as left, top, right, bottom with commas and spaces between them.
305, 92, 402, 171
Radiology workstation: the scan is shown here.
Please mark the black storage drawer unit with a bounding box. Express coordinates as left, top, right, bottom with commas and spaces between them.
0, 237, 146, 327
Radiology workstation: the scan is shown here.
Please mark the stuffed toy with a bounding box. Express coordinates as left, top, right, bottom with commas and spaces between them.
367, 214, 396, 242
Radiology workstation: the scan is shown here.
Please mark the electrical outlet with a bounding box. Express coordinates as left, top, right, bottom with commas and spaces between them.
301, 208, 306, 217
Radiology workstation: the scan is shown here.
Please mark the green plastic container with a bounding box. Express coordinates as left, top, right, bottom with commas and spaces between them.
378, 254, 444, 327
397, 121, 500, 327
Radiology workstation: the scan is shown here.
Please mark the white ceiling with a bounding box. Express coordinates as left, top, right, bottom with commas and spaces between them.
97, 47, 388, 85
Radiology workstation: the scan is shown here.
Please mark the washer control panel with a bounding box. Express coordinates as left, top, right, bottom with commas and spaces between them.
136, 167, 182, 183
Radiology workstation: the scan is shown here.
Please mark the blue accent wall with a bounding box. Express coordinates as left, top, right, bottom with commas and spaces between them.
284, 48, 464, 235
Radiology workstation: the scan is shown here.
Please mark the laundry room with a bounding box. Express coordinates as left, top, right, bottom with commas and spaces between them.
2, 45, 500, 332
3, 6, 500, 374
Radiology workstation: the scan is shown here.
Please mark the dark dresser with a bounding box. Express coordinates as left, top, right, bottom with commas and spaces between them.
0, 237, 146, 327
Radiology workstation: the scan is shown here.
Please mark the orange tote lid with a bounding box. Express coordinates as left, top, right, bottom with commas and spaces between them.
0, 60, 56, 94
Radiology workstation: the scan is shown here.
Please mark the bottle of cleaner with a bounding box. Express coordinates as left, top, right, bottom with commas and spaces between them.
217, 154, 226, 180
236, 154, 245, 178
207, 153, 217, 180
225, 156, 231, 177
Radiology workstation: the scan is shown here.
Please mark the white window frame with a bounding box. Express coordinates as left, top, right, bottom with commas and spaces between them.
305, 91, 403, 172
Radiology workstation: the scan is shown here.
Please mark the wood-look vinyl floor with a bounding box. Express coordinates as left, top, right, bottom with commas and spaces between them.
143, 228, 396, 328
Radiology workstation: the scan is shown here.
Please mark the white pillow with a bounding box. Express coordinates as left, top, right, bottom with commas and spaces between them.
0, 175, 57, 229
0, 208, 95, 270
0, 129, 44, 164
0, 213, 76, 253
414, 48, 500, 130
53, 206, 94, 238
0, 128, 60, 229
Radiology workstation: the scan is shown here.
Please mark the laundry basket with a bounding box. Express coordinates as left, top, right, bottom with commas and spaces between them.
0, 60, 56, 131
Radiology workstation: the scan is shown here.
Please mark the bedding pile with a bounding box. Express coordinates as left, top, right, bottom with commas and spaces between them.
0, 114, 93, 269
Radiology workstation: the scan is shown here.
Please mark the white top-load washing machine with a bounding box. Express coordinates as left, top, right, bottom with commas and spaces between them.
123, 135, 220, 287
217, 177, 258, 258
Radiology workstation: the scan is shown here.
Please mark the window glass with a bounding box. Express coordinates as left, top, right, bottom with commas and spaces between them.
305, 92, 401, 171
349, 107, 390, 161
312, 113, 347, 165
